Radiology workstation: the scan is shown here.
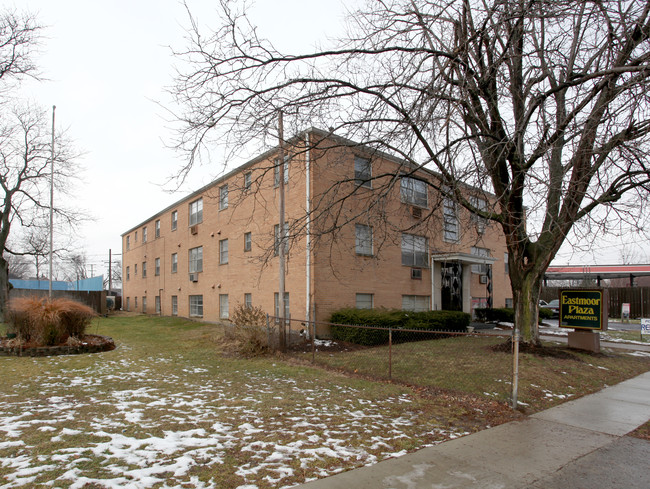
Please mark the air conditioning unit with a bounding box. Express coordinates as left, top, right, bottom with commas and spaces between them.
411, 206, 422, 219
189, 273, 198, 282
190, 225, 198, 235
479, 275, 488, 284
411, 268, 422, 280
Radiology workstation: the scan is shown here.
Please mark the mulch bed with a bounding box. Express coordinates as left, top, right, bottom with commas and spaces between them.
0, 334, 115, 357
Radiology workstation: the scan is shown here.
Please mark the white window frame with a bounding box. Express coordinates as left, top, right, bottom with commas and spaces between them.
402, 295, 430, 312
219, 294, 229, 319
171, 295, 178, 316
219, 184, 228, 210
126, 235, 130, 250
401, 233, 428, 267
244, 293, 252, 309
400, 177, 428, 208
356, 293, 374, 310
244, 232, 252, 252
274, 292, 290, 318
189, 198, 203, 226
274, 222, 289, 256
171, 253, 178, 274
189, 295, 203, 317
244, 171, 252, 190
142, 261, 147, 278
142, 296, 147, 313
219, 239, 229, 265
189, 246, 203, 273
126, 266, 130, 281
142, 226, 148, 243
155, 295, 161, 314
155, 220, 160, 238
443, 197, 459, 243
274, 156, 289, 186
171, 210, 178, 231
471, 246, 490, 274
354, 156, 372, 188
155, 257, 160, 276
355, 224, 373, 256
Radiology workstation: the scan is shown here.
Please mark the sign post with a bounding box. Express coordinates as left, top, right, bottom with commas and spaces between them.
559, 289, 607, 353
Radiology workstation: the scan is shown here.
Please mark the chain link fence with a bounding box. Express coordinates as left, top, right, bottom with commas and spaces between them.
267, 315, 518, 405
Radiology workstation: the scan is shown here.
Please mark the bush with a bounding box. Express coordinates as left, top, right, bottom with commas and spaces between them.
475, 306, 553, 324
329, 308, 470, 346
7, 296, 96, 346
228, 303, 270, 356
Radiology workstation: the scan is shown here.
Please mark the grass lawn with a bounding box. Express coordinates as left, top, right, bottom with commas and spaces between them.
1, 314, 649, 488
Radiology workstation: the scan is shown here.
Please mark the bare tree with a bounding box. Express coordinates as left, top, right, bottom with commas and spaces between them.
0, 104, 80, 319
6, 254, 31, 279
170, 0, 650, 344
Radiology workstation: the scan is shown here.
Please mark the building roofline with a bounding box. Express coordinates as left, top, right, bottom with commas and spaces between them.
121, 127, 486, 237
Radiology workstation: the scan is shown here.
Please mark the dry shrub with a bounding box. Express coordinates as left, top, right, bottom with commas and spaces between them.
7, 296, 96, 346
229, 303, 270, 357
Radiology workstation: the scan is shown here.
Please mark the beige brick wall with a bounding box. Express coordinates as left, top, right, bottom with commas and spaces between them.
122, 131, 511, 325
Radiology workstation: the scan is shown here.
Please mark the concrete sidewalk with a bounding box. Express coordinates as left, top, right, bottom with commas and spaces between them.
294, 371, 650, 489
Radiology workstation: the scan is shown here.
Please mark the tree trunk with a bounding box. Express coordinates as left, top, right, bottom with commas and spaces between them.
511, 271, 543, 345
0, 255, 9, 323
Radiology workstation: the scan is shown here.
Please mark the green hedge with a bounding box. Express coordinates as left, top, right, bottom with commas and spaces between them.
474, 307, 553, 324
329, 308, 471, 346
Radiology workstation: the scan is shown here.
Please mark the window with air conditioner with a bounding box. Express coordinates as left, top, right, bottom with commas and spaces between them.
189, 246, 203, 273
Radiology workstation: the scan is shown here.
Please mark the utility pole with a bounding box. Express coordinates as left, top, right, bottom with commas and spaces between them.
108, 249, 112, 293
48, 105, 56, 298
278, 111, 286, 352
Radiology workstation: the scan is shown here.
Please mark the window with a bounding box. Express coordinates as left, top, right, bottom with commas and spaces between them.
356, 293, 373, 310
155, 295, 161, 314
244, 232, 252, 252
142, 296, 147, 313
274, 157, 289, 186
505, 298, 513, 308
142, 261, 147, 278
126, 297, 130, 311
274, 292, 290, 318
504, 252, 509, 275
355, 224, 373, 256
443, 197, 459, 242
219, 239, 229, 264
244, 293, 252, 309
219, 294, 229, 319
126, 266, 130, 281
401, 233, 428, 267
402, 295, 430, 312
171, 253, 178, 274
171, 295, 178, 316
189, 295, 203, 317
155, 257, 160, 276
155, 220, 160, 238
171, 210, 178, 231
126, 235, 130, 250
135, 231, 138, 242
189, 247, 203, 273
274, 222, 289, 256
354, 156, 372, 188
470, 196, 488, 233
244, 172, 252, 190
134, 296, 138, 309
400, 177, 428, 207
219, 184, 228, 210
134, 263, 138, 276
189, 198, 203, 226
142, 227, 147, 243
471, 247, 491, 274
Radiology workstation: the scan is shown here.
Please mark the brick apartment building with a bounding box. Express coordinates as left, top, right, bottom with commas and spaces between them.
121, 128, 512, 324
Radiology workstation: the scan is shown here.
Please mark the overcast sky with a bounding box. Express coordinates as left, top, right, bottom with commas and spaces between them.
14, 0, 649, 279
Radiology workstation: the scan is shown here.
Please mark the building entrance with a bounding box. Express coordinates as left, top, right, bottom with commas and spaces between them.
441, 262, 463, 311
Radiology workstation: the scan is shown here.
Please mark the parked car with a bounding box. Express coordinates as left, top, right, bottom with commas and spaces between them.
539, 299, 548, 307
541, 299, 560, 318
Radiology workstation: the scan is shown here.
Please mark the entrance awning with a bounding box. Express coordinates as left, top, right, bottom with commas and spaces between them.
430, 252, 497, 266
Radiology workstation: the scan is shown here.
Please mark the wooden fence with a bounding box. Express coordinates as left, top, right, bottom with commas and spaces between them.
541, 286, 650, 319
9, 289, 107, 316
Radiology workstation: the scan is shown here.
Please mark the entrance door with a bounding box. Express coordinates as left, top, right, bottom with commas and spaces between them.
441, 262, 463, 311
